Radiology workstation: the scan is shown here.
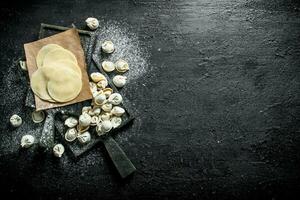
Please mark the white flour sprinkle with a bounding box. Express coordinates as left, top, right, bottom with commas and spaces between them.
95, 20, 151, 82
0, 58, 26, 106
93, 20, 151, 142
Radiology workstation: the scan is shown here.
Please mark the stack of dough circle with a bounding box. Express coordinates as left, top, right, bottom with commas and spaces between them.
36, 44, 63, 68
30, 43, 82, 103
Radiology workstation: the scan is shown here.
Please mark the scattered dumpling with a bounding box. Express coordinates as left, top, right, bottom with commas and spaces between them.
96, 120, 112, 136
111, 106, 125, 117
82, 106, 92, 114
113, 75, 127, 88
111, 116, 122, 128
53, 144, 65, 157
79, 113, 92, 127
90, 72, 106, 82
101, 41, 115, 54
97, 79, 108, 89
108, 93, 123, 105
102, 120, 113, 132
94, 93, 107, 105
19, 60, 27, 71
102, 88, 113, 98
21, 135, 35, 148
64, 117, 78, 128
101, 103, 113, 112
101, 112, 111, 121
10, 114, 22, 128
96, 124, 104, 136
102, 61, 115, 72
93, 108, 102, 115
115, 59, 129, 73
31, 111, 45, 123
85, 17, 99, 30
77, 131, 91, 144
90, 116, 100, 126
89, 107, 101, 116
65, 128, 77, 142
89, 82, 98, 93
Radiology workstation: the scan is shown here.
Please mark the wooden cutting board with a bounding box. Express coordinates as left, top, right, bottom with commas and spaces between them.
24, 28, 92, 111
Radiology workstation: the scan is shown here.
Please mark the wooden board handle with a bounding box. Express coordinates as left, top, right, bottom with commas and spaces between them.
103, 136, 136, 178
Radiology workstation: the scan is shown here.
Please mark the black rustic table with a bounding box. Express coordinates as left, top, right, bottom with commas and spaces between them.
0, 0, 300, 199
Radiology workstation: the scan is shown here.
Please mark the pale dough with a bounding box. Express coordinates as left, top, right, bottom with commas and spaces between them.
36, 44, 63, 68
32, 44, 82, 103
30, 68, 55, 102
46, 66, 82, 102
43, 48, 78, 67
42, 59, 82, 78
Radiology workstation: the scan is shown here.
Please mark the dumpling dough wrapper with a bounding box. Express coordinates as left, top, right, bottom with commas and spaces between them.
30, 68, 55, 102
36, 44, 63, 68
44, 66, 82, 102
43, 48, 78, 67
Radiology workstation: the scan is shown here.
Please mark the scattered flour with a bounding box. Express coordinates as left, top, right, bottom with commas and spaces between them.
0, 58, 26, 107
95, 20, 151, 82
93, 20, 151, 142
0, 58, 40, 156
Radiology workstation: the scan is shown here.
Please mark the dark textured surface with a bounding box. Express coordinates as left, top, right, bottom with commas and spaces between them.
1, 0, 300, 199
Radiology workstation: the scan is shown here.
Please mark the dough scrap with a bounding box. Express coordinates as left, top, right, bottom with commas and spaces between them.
36, 44, 63, 68
43, 48, 78, 67
30, 68, 55, 102
46, 66, 82, 102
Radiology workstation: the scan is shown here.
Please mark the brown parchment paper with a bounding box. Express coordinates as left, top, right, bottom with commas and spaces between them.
24, 28, 92, 111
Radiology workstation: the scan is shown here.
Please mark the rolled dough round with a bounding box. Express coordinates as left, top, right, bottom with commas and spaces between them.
42, 59, 82, 78
46, 66, 82, 102
43, 48, 78, 67
36, 44, 63, 68
30, 69, 55, 102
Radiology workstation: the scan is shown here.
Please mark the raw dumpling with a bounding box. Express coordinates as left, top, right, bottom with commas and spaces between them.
36, 44, 63, 68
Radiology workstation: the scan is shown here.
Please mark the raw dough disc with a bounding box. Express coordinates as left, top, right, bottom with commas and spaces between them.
30, 68, 55, 102
36, 44, 63, 68
43, 48, 78, 67
41, 64, 78, 81
46, 66, 82, 102
42, 59, 82, 78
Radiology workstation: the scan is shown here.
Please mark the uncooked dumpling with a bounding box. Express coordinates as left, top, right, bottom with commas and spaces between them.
43, 48, 78, 67
46, 66, 82, 102
30, 68, 55, 102
42, 59, 82, 78
36, 44, 63, 68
